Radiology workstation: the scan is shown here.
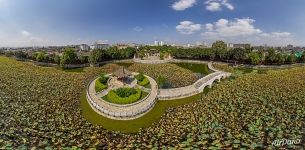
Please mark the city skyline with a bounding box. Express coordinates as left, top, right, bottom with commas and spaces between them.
1, 0, 305, 47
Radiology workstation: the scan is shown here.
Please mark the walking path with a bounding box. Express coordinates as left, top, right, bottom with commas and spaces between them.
157, 62, 231, 100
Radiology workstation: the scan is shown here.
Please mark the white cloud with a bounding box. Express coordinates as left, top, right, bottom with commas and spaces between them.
202, 18, 262, 37
205, 23, 214, 31
21, 30, 30, 37
176, 21, 201, 34
172, 0, 197, 11
201, 18, 294, 46
206, 2, 221, 11
133, 26, 143, 32
205, 0, 234, 11
260, 32, 292, 38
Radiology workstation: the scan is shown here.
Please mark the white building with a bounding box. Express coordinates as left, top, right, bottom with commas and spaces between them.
79, 44, 90, 51
93, 41, 110, 49
153, 41, 165, 46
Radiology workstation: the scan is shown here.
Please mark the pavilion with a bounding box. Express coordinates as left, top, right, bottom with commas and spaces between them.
113, 66, 133, 84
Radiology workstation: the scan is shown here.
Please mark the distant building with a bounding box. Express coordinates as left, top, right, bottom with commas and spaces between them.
93, 41, 110, 49
287, 44, 294, 50
116, 44, 129, 50
79, 44, 90, 51
160, 41, 164, 46
154, 41, 159, 46
233, 44, 251, 49
227, 43, 234, 48
153, 41, 165, 46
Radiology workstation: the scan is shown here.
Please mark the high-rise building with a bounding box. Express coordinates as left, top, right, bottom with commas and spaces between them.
160, 41, 164, 46
154, 41, 159, 46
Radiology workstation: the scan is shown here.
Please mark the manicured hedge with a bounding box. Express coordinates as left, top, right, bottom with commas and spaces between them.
138, 77, 150, 86
106, 88, 142, 104
95, 79, 107, 93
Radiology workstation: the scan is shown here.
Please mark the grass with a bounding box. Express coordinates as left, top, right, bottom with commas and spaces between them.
95, 79, 107, 93
81, 88, 210, 133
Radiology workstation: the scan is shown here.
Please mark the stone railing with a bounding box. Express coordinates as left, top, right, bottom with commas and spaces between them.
133, 58, 171, 64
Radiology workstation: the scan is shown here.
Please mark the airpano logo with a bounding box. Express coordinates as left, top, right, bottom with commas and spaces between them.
272, 139, 301, 147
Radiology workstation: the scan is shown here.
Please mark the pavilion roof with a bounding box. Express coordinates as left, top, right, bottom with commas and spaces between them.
113, 66, 132, 78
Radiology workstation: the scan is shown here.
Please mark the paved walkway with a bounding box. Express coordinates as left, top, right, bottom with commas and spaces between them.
157, 62, 231, 100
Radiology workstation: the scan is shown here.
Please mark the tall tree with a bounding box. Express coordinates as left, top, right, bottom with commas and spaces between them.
287, 53, 296, 64
266, 48, 276, 64
248, 52, 261, 65
89, 49, 106, 64
60, 48, 78, 65
212, 41, 227, 60
301, 52, 305, 63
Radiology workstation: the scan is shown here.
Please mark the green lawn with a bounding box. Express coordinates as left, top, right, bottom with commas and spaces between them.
95, 79, 107, 93
81, 88, 210, 133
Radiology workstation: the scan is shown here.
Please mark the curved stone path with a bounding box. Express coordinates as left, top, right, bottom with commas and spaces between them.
87, 74, 158, 120
157, 62, 231, 100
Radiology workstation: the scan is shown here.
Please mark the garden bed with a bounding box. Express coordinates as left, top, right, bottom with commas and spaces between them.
102, 88, 147, 104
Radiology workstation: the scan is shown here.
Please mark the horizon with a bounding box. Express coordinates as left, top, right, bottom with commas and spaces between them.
1, 0, 305, 47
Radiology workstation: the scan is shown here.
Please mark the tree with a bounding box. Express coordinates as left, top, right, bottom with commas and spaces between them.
212, 41, 227, 60
300, 52, 305, 63
5, 51, 14, 57
275, 53, 286, 65
79, 55, 89, 64
54, 55, 61, 64
36, 52, 46, 62
248, 52, 261, 65
89, 49, 106, 64
266, 48, 276, 64
15, 51, 28, 59
287, 53, 296, 64
60, 48, 78, 65
226, 48, 248, 62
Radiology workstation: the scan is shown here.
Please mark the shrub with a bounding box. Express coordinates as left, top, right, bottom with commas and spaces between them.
138, 77, 150, 86
135, 73, 145, 81
95, 79, 107, 93
157, 75, 171, 89
106, 88, 142, 104
98, 74, 109, 84
115, 88, 137, 97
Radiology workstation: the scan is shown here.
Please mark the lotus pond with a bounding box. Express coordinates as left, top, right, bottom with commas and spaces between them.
0, 56, 304, 149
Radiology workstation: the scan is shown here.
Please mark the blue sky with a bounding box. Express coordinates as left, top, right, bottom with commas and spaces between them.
0, 0, 305, 47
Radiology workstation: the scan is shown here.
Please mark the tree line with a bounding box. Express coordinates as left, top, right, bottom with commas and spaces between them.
1, 41, 305, 66
169, 41, 305, 65
1, 46, 136, 67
